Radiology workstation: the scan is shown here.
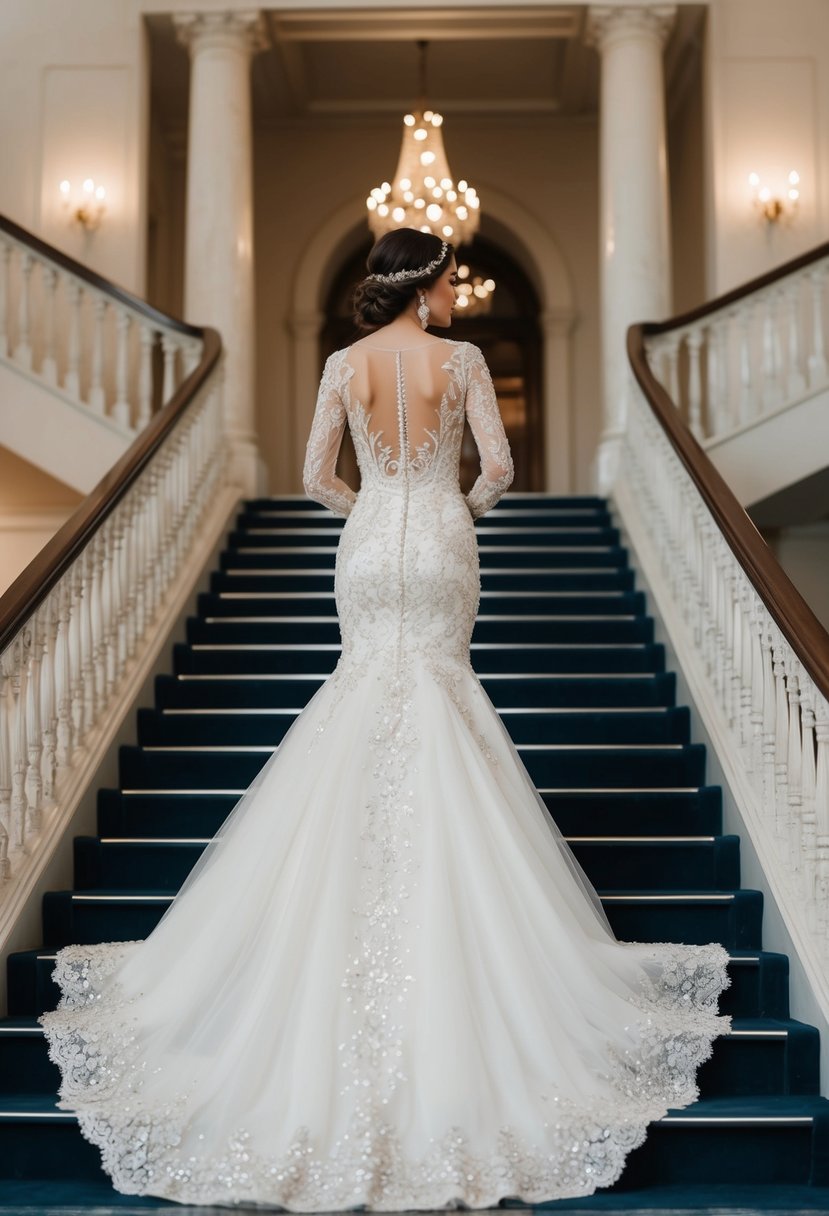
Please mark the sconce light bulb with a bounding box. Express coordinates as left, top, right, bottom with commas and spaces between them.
748, 172, 760, 187
788, 170, 800, 185
789, 188, 800, 201
95, 186, 106, 200
758, 186, 771, 202
59, 179, 71, 195
83, 178, 95, 194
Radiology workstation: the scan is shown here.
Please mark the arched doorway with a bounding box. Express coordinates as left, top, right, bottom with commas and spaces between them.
321, 236, 543, 495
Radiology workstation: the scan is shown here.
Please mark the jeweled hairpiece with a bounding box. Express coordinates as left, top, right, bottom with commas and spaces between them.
365, 240, 449, 285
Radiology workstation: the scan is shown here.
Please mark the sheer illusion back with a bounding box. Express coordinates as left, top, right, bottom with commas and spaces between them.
302, 337, 514, 520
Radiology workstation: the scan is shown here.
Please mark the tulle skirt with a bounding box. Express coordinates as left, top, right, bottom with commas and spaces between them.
40, 650, 731, 1210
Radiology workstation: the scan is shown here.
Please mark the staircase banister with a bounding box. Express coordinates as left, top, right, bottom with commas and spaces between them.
627, 319, 829, 705
643, 240, 829, 336
0, 212, 203, 339
0, 326, 222, 655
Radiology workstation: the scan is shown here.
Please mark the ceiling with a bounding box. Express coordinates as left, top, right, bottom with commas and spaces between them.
148, 5, 705, 135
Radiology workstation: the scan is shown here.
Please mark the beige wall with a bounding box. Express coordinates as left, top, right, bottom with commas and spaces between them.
0, 0, 149, 295
0, 447, 82, 595
705, 0, 829, 295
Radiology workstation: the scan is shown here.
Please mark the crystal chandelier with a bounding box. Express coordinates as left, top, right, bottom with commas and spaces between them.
367, 41, 480, 245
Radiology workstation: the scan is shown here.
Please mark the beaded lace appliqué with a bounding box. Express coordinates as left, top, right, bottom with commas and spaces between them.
37, 340, 733, 1209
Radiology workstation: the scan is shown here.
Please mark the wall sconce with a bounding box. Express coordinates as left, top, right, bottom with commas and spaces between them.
59, 178, 107, 232
748, 170, 800, 226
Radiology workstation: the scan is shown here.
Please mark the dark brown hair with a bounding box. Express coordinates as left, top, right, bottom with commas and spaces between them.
352, 229, 454, 332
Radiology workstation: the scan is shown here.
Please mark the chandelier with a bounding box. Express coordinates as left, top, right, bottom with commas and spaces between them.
367, 41, 480, 245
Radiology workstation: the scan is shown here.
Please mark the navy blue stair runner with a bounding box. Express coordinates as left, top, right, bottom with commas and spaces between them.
3, 494, 829, 1211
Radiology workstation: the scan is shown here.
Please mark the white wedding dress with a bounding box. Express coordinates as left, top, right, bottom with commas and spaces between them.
40, 337, 731, 1211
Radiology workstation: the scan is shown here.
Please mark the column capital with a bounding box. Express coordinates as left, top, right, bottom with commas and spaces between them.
174, 10, 270, 57
586, 5, 676, 52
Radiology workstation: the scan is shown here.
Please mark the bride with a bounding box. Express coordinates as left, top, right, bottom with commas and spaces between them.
39, 227, 731, 1211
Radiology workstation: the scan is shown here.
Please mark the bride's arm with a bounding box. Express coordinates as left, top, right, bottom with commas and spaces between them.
302, 353, 358, 518
463, 345, 514, 520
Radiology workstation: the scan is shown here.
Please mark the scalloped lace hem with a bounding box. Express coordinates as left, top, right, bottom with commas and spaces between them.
39, 938, 732, 1209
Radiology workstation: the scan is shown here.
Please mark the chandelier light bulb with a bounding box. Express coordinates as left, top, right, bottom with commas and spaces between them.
366, 89, 480, 242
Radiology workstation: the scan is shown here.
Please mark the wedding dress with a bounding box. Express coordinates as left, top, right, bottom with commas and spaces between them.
39, 337, 731, 1211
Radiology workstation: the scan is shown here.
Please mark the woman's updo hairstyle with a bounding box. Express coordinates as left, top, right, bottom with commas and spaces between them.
352, 228, 453, 332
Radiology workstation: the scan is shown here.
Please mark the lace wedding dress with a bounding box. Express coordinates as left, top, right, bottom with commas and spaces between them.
40, 338, 731, 1210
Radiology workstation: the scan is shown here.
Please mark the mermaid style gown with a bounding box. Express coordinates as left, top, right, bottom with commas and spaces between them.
39, 337, 731, 1210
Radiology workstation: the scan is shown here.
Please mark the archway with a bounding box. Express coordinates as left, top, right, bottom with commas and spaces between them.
289, 188, 577, 492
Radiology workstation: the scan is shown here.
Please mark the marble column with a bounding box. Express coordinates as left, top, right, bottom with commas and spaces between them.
540, 308, 577, 494
587, 5, 676, 491
174, 10, 268, 495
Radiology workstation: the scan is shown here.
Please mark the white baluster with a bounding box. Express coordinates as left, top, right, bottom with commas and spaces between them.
111, 309, 132, 429
772, 638, 791, 865
162, 334, 178, 401
686, 327, 704, 439
0, 650, 12, 878
41, 266, 59, 385
79, 548, 97, 735
814, 701, 829, 938
785, 278, 807, 397
24, 613, 44, 831
88, 296, 106, 414
738, 301, 754, 425
807, 264, 828, 387
40, 596, 59, 799
64, 279, 82, 400
761, 291, 781, 412
14, 250, 33, 369
10, 635, 29, 850
785, 660, 803, 884
55, 576, 74, 775
137, 324, 154, 430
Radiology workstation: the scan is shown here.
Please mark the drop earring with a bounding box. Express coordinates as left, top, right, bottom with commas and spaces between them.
417, 292, 430, 330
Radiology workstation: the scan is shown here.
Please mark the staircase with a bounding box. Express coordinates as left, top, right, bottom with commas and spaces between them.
2, 493, 829, 1210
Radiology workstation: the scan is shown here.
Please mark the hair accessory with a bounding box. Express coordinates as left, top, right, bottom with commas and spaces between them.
366, 240, 449, 285
417, 292, 430, 329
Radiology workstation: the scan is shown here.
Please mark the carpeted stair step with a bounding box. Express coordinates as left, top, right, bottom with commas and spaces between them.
211, 567, 637, 593
92, 786, 721, 841
2, 1092, 828, 1188
172, 644, 671, 680
186, 614, 655, 646
541, 787, 722, 834
237, 507, 614, 531
5, 943, 790, 1023
0, 1013, 816, 1101
135, 705, 690, 747
602, 889, 763, 948
221, 546, 630, 571
196, 589, 648, 618
39, 887, 763, 950
227, 526, 623, 550
70, 834, 740, 893
615, 1095, 829, 1188
116, 741, 706, 789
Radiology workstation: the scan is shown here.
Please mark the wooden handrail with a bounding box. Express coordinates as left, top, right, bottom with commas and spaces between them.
628, 302, 829, 704
0, 212, 223, 653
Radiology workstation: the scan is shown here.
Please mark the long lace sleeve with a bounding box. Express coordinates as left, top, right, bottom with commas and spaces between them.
463, 344, 514, 519
302, 352, 358, 518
